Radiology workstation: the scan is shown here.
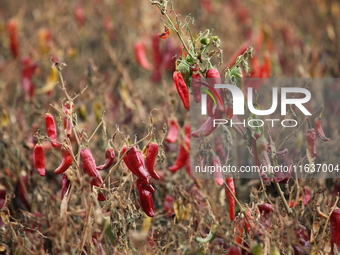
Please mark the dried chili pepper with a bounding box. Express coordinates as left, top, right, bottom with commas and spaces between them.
61, 173, 70, 200
151, 34, 162, 82
225, 176, 235, 221
314, 117, 330, 142
45, 113, 61, 148
55, 145, 73, 174
168, 136, 190, 172
96, 144, 115, 170
81, 147, 106, 200
121, 146, 150, 183
306, 127, 316, 165
330, 209, 340, 255
34, 143, 46, 176
134, 42, 153, 71
191, 108, 222, 138
145, 142, 161, 180
191, 73, 202, 103
158, 26, 170, 39
136, 178, 155, 217
173, 71, 190, 110
165, 119, 179, 143
7, 18, 19, 58
164, 195, 175, 218
206, 68, 223, 116
63, 103, 74, 137
212, 154, 224, 186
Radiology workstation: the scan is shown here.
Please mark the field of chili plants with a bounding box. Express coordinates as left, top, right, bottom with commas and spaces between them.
0, 0, 340, 254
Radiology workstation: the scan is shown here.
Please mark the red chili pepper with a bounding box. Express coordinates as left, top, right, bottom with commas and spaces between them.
96, 145, 115, 170
158, 26, 170, 39
121, 146, 150, 183
136, 178, 155, 217
73, 3, 85, 26
314, 117, 330, 142
257, 203, 274, 232
136, 177, 155, 193
212, 154, 224, 186
7, 18, 19, 58
164, 195, 175, 218
34, 143, 46, 176
330, 209, 340, 254
227, 246, 241, 255
166, 119, 179, 143
145, 142, 161, 180
63, 117, 72, 138
225, 176, 235, 221
61, 173, 70, 200
151, 34, 162, 82
45, 113, 61, 148
168, 137, 190, 172
191, 73, 202, 103
81, 147, 106, 200
173, 71, 190, 110
54, 145, 73, 174
205, 68, 224, 115
306, 127, 316, 165
134, 42, 153, 71
191, 108, 222, 138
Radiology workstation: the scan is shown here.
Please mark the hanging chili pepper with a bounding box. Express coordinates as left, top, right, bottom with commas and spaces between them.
61, 173, 70, 200
34, 143, 46, 176
168, 136, 190, 172
191, 73, 202, 103
45, 113, 61, 148
136, 178, 155, 217
330, 209, 340, 255
212, 154, 224, 186
191, 108, 222, 138
164, 195, 175, 218
145, 142, 161, 180
173, 71, 190, 110
7, 18, 19, 58
96, 144, 115, 170
121, 146, 150, 183
158, 26, 170, 39
136, 177, 155, 194
81, 147, 106, 200
63, 103, 74, 137
165, 119, 179, 143
55, 145, 73, 174
306, 127, 316, 165
134, 42, 153, 71
206, 68, 223, 116
151, 34, 162, 82
225, 176, 235, 221
314, 117, 330, 142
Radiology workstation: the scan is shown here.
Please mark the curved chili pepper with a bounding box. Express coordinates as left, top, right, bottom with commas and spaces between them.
330, 209, 340, 254
55, 145, 73, 174
212, 154, 224, 186
314, 117, 330, 142
168, 137, 190, 172
165, 119, 179, 143
158, 26, 170, 39
191, 73, 202, 103
34, 143, 46, 176
96, 145, 115, 170
145, 142, 161, 180
45, 113, 61, 148
306, 128, 316, 165
225, 176, 235, 221
136, 178, 155, 217
7, 18, 19, 58
61, 173, 70, 200
134, 42, 153, 71
121, 146, 150, 183
173, 71, 190, 110
81, 147, 106, 200
191, 108, 222, 138
205, 68, 223, 116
